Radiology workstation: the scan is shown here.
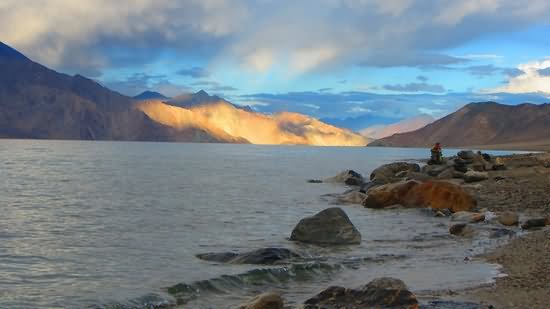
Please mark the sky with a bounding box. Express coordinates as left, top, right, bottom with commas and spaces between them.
1, 0, 550, 124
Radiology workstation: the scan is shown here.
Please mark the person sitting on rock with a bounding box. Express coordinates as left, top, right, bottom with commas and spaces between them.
430, 142, 443, 164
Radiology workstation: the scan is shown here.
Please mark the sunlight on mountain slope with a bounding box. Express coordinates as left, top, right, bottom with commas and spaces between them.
136, 100, 369, 146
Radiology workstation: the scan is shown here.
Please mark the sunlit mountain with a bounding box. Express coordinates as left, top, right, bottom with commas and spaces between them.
136, 99, 370, 146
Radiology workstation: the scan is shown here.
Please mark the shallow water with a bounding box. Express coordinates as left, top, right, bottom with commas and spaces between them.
0, 140, 518, 308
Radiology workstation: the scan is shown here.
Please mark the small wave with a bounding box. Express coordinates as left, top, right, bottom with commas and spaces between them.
166, 262, 343, 304
90, 293, 175, 309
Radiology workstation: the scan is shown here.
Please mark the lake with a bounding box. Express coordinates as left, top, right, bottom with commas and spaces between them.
0, 140, 517, 308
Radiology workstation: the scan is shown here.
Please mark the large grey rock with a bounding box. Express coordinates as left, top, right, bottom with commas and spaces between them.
458, 150, 476, 160
302, 277, 418, 309
422, 164, 449, 176
196, 248, 301, 265
370, 162, 421, 184
464, 171, 489, 183
238, 292, 284, 309
290, 207, 361, 245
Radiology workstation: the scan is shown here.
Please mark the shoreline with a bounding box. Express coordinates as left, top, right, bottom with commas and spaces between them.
320, 150, 549, 309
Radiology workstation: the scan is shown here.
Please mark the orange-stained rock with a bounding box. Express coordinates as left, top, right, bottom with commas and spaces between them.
362, 180, 421, 209
405, 181, 477, 212
363, 180, 476, 212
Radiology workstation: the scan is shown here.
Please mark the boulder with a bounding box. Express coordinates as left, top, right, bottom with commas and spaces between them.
449, 223, 475, 237
404, 181, 477, 212
492, 157, 507, 170
302, 277, 418, 309
370, 162, 421, 184
406, 172, 433, 182
458, 150, 476, 160
451, 211, 485, 223
436, 168, 457, 179
238, 292, 284, 309
196, 248, 301, 265
325, 170, 364, 186
521, 218, 547, 230
497, 211, 519, 226
362, 180, 420, 209
338, 190, 367, 204
464, 171, 489, 183
422, 164, 448, 177
290, 208, 361, 245
359, 179, 385, 193
363, 181, 476, 212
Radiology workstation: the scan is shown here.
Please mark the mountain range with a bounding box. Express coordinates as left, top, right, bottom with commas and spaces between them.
0, 41, 368, 146
368, 102, 550, 150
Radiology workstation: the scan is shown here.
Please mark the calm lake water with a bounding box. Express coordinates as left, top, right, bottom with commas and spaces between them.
0, 140, 518, 308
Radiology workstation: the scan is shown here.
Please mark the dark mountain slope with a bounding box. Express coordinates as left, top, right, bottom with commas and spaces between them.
368, 102, 550, 148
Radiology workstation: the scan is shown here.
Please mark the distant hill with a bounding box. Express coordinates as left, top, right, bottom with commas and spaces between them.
368, 102, 550, 149
0, 41, 367, 146
133, 91, 169, 101
360, 114, 434, 139
0, 41, 231, 142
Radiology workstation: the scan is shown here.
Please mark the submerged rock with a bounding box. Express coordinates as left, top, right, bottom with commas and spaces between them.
196, 248, 301, 265
325, 170, 365, 186
302, 277, 418, 309
238, 292, 284, 309
290, 207, 361, 245
464, 171, 489, 183
307, 179, 323, 183
497, 211, 519, 226
338, 190, 368, 204
449, 223, 475, 237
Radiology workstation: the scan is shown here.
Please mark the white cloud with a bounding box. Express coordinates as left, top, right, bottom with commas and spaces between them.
490, 59, 550, 94
418, 107, 444, 116
348, 106, 372, 113
3, 0, 550, 77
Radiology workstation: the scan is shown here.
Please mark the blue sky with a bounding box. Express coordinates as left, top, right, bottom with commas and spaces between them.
2, 0, 550, 124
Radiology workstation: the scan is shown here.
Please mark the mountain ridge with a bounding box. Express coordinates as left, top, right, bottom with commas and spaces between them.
368, 101, 550, 149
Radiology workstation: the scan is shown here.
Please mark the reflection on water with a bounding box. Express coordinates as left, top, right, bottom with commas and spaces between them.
0, 140, 517, 308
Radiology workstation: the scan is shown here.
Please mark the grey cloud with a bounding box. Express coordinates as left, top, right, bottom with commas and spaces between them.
176, 67, 211, 78
383, 83, 446, 93
106, 73, 190, 97
361, 52, 469, 68
191, 80, 238, 92
417, 75, 428, 82
464, 65, 523, 78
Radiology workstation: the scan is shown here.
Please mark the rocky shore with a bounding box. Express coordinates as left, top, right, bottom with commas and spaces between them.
310, 150, 549, 309
167, 150, 549, 308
